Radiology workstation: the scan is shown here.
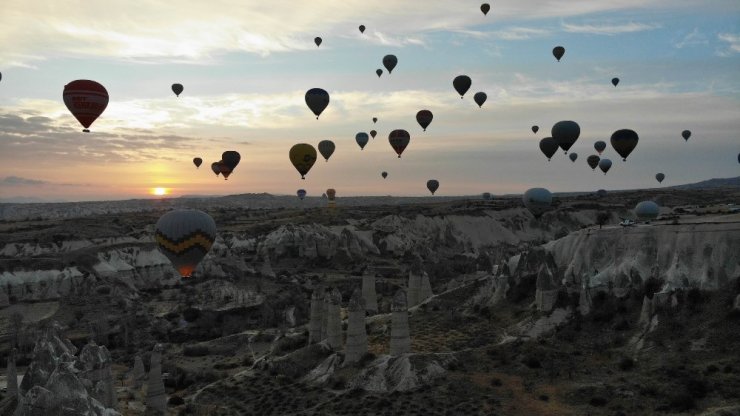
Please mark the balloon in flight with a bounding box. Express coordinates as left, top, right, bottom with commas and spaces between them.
426, 179, 439, 195
356, 132, 369, 150
63, 80, 109, 132
372, 117, 378, 124
376, 69, 383, 77
473, 92, 487, 108
389, 129, 410, 158
218, 161, 233, 180
383, 55, 398, 73
171, 83, 183, 97
221, 151, 241, 171
416, 110, 433, 131
318, 140, 335, 161
370, 130, 377, 138
297, 189, 307, 200
531, 125, 539, 134
551, 120, 580, 154
682, 130, 691, 141
359, 25, 365, 34
523, 188, 552, 218
569, 153, 578, 162
634, 201, 659, 221
305, 88, 330, 119
453, 75, 472, 98
289, 143, 318, 179
211, 162, 221, 177
594, 141, 606, 155
539, 137, 559, 161
480, 3, 490, 15
155, 209, 217, 278
314, 37, 322, 47
193, 157, 202, 168
552, 46, 565, 62
611, 78, 619, 87
381, 171, 388, 179
587, 155, 600, 170
656, 173, 665, 183
610, 129, 639, 161
598, 158, 612, 175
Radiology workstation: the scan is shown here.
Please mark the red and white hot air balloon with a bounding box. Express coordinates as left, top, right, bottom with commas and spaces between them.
63, 80, 109, 132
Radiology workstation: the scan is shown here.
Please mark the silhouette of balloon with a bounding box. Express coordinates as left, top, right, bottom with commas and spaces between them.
587, 155, 600, 170
523, 188, 552, 218
611, 78, 619, 87
416, 110, 433, 131
381, 171, 388, 179
682, 130, 691, 141
594, 141, 606, 155
655, 173, 665, 183
569, 153, 578, 162
359, 25, 365, 34
63, 80, 109, 132
480, 3, 490, 15
356, 132, 369, 150
610, 129, 639, 161
553, 46, 565, 61
539, 137, 559, 161
372, 117, 378, 124
314, 37, 322, 47
318, 140, 335, 161
370, 130, 377, 138
389, 129, 410, 158
453, 75, 472, 98
598, 158, 612, 175
383, 55, 398, 73
551, 120, 580, 154
427, 180, 439, 195
532, 125, 539, 134
172, 83, 183, 97
211, 162, 221, 176
473, 92, 487, 108
289, 143, 318, 179
376, 69, 383, 77
297, 189, 307, 200
193, 158, 202, 168
305, 88, 330, 119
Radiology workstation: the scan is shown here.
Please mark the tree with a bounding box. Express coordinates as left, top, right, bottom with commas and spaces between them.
596, 211, 610, 229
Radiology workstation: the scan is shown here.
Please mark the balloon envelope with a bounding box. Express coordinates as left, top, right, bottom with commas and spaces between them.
389, 129, 410, 158
531, 125, 539, 134
539, 137, 559, 161
381, 171, 388, 179
594, 141, 607, 154
289, 143, 318, 179
634, 201, 659, 221
376, 69, 383, 77
598, 158, 612, 174
218, 161, 233, 180
356, 132, 369, 150
372, 117, 378, 124
314, 37, 322, 47
297, 189, 307, 200
359, 25, 365, 33
610, 129, 639, 161
551, 120, 580, 153
523, 188, 552, 218
63, 80, 109, 132
318, 140, 335, 161
480, 3, 490, 15
426, 180, 439, 195
611, 78, 619, 87
569, 153, 578, 162
383, 55, 398, 73
155, 209, 217, 278
416, 110, 433, 131
682, 130, 691, 141
370, 130, 377, 138
172, 83, 183, 96
482, 192, 492, 200
193, 157, 202, 168
305, 88, 330, 119
221, 151, 241, 170
210, 162, 221, 176
656, 173, 665, 183
587, 155, 600, 170
553, 46, 565, 61
473, 92, 487, 108
453, 75, 472, 98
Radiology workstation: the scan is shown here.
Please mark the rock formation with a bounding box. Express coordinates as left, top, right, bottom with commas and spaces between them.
145, 344, 166, 415
132, 355, 146, 388
638, 296, 654, 326
348, 354, 448, 393
326, 288, 343, 350
320, 290, 330, 341
259, 254, 276, 278
79, 341, 116, 409
419, 271, 434, 302
7, 348, 17, 399
579, 276, 592, 316
19, 322, 78, 394
345, 289, 368, 364
407, 271, 421, 307
308, 286, 325, 344
535, 264, 559, 312
734, 294, 740, 312
361, 267, 378, 314
390, 290, 411, 356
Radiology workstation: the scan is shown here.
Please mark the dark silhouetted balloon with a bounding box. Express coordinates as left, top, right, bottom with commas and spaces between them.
482, 192, 492, 200
211, 162, 221, 176
370, 130, 377, 138
383, 55, 398, 73
318, 140, 335, 161
63, 80, 109, 132
427, 179, 439, 195
598, 158, 612, 175
480, 3, 490, 15
634, 201, 659, 221
222, 151, 241, 170
172, 83, 183, 97
453, 75, 472, 98
523, 188, 552, 218
372, 117, 378, 124
416, 110, 433, 131
193, 158, 202, 168
155, 209, 217, 278
551, 120, 580, 154
382, 171, 388, 179
376, 69, 383, 77
356, 132, 369, 150
611, 78, 619, 87
297, 189, 307, 200
539, 137, 559, 161
305, 88, 330, 119
326, 188, 336, 200
532, 125, 539, 134
682, 130, 691, 141
314, 37, 322, 47
610, 129, 639, 161
473, 92, 487, 108
594, 141, 606, 155
359, 25, 366, 34
289, 143, 317, 179
596, 189, 607, 198
553, 46, 565, 61
655, 173, 665, 183
569, 153, 578, 162
587, 155, 600, 170
218, 161, 233, 180
389, 129, 410, 158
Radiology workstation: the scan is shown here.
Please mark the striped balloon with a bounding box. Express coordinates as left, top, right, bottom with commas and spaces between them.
155, 210, 217, 278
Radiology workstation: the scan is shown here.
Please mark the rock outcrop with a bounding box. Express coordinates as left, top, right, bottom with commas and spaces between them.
344, 289, 368, 364
145, 344, 166, 415
7, 348, 17, 398
78, 341, 116, 409
132, 355, 146, 388
390, 290, 411, 356
535, 265, 559, 312
308, 286, 325, 344
348, 354, 448, 393
325, 288, 342, 350
361, 268, 378, 314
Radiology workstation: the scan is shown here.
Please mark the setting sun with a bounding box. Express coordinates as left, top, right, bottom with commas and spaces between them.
151, 187, 168, 196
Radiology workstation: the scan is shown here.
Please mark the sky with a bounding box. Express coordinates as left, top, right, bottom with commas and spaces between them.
0, 0, 739, 202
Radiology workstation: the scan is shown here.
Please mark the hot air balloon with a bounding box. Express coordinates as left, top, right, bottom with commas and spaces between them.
372, 117, 378, 124
326, 189, 336, 200
389, 129, 410, 158
655, 173, 665, 183
381, 171, 388, 179
219, 161, 233, 180
480, 3, 490, 15
598, 158, 612, 175
738, 153, 740, 164
222, 151, 241, 171
532, 125, 539, 134
482, 192, 492, 200
596, 189, 607, 198
359, 25, 366, 34
370, 130, 377, 138
211, 162, 221, 176
63, 80, 109, 132
682, 130, 691, 141
587, 155, 600, 170
297, 189, 307, 200
0, 72, 2, 82
611, 78, 619, 87
610, 129, 639, 161
318, 140, 335, 161
551, 120, 580, 154
594, 141, 606, 155
552, 46, 565, 62
569, 153, 578, 162
289, 143, 317, 179
383, 55, 398, 73
427, 180, 439, 195
155, 209, 217, 278
634, 201, 659, 221
314, 37, 322, 47
473, 92, 487, 108
193, 158, 202, 168
172, 83, 183, 97
376, 69, 383, 77
453, 75, 472, 98
416, 110, 433, 131
356, 132, 369, 150
523, 188, 552, 218
539, 137, 559, 161
305, 88, 330, 119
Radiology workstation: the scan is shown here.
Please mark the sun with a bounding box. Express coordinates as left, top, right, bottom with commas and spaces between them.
152, 187, 168, 196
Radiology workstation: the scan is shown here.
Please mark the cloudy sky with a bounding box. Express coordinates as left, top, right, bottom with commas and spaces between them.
1, 0, 738, 202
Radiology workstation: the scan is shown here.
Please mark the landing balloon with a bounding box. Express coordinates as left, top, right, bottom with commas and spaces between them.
416, 110, 433, 131
523, 188, 552, 218
289, 143, 318, 179
383, 55, 398, 73
356, 132, 369, 150
172, 83, 183, 97
594, 141, 606, 155
155, 209, 217, 278
634, 201, 659, 221
473, 92, 487, 108
610, 129, 639, 161
539, 137, 559, 161
193, 158, 202, 168
587, 155, 600, 170
318, 140, 335, 161
551, 120, 580, 154
63, 80, 109, 132
305, 88, 330, 119
389, 129, 410, 158
453, 75, 472, 98
598, 158, 612, 175
297, 189, 307, 200
552, 46, 565, 62
426, 180, 439, 195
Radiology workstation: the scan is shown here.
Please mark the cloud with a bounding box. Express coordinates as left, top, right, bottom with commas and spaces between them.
1, 176, 48, 186
717, 32, 740, 56
561, 21, 660, 35
673, 28, 709, 49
